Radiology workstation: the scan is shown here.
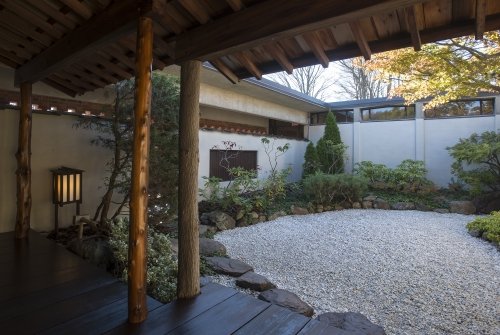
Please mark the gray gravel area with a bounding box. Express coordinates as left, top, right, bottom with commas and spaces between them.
213, 209, 500, 335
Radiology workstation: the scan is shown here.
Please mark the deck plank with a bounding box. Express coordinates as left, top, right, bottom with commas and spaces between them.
105, 282, 238, 335
234, 303, 311, 335
166, 292, 271, 335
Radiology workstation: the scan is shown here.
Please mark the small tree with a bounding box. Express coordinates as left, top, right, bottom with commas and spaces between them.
316, 111, 346, 174
303, 142, 320, 177
447, 131, 500, 195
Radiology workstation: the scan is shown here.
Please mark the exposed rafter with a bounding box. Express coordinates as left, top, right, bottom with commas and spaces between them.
405, 6, 422, 51
303, 31, 330, 68
234, 51, 262, 79
14, 0, 141, 86
178, 0, 211, 24
210, 59, 239, 84
349, 21, 371, 60
475, 0, 486, 40
225, 0, 245, 11
263, 43, 294, 74
173, 0, 429, 62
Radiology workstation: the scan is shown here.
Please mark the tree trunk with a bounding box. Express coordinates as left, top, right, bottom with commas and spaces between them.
15, 82, 32, 239
128, 14, 152, 324
177, 60, 201, 299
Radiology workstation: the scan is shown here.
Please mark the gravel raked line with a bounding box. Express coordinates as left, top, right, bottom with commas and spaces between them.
213, 209, 500, 335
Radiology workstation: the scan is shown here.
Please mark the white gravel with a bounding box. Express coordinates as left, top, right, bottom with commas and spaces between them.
213, 209, 500, 335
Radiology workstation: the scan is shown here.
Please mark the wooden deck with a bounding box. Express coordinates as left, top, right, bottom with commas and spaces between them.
0, 231, 339, 335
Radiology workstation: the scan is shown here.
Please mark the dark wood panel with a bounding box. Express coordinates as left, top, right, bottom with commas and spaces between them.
298, 319, 350, 335
166, 292, 270, 335
105, 282, 238, 335
0, 282, 127, 334
234, 303, 310, 335
39, 297, 163, 335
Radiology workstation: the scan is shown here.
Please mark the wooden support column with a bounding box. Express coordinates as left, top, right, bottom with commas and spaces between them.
177, 60, 201, 299
128, 14, 153, 324
15, 82, 32, 239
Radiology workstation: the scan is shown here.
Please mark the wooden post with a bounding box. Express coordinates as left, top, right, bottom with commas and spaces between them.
15, 82, 32, 239
128, 14, 152, 324
177, 60, 201, 299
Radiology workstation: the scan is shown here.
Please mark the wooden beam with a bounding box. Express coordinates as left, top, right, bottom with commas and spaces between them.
235, 14, 500, 78
178, 0, 211, 24
263, 43, 294, 74
405, 6, 422, 51
302, 31, 330, 68
128, 14, 153, 324
225, 0, 245, 11
234, 51, 262, 79
210, 59, 239, 84
475, 0, 486, 40
349, 21, 372, 60
173, 0, 427, 62
15, 0, 141, 86
177, 60, 201, 299
59, 0, 93, 20
15, 82, 32, 239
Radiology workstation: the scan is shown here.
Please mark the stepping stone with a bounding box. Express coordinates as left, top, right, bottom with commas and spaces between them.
199, 238, 226, 256
236, 272, 276, 291
205, 256, 253, 276
258, 289, 314, 317
317, 312, 386, 335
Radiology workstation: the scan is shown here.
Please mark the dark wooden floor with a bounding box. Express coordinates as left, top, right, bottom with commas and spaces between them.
0, 231, 341, 335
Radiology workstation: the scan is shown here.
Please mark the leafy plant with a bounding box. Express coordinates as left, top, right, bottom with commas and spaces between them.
303, 142, 321, 177
109, 218, 178, 303
354, 161, 391, 184
303, 173, 368, 205
448, 131, 500, 195
467, 211, 500, 245
261, 137, 292, 203
316, 112, 346, 174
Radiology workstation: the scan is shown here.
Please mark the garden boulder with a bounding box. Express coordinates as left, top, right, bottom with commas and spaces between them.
205, 256, 253, 276
269, 210, 287, 221
317, 312, 386, 335
391, 202, 416, 210
373, 198, 390, 210
205, 210, 236, 230
258, 289, 314, 317
199, 238, 226, 256
449, 201, 476, 215
291, 205, 309, 215
236, 272, 276, 291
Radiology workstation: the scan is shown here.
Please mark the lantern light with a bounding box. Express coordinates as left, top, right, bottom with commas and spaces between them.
51, 167, 83, 237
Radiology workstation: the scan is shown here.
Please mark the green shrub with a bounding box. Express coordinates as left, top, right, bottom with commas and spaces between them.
467, 211, 500, 244
109, 218, 178, 303
316, 112, 346, 174
448, 131, 500, 195
354, 160, 435, 194
354, 161, 391, 184
303, 142, 320, 177
303, 173, 368, 205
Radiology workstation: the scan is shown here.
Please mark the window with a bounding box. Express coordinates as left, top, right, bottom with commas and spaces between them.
361, 105, 415, 121
269, 120, 304, 139
425, 99, 494, 118
209, 150, 257, 181
310, 110, 354, 125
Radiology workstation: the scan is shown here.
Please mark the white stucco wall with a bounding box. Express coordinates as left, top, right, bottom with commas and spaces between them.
200, 105, 269, 129
200, 84, 308, 124
198, 130, 308, 192
358, 120, 416, 168
0, 110, 117, 233
308, 115, 497, 187
424, 116, 496, 186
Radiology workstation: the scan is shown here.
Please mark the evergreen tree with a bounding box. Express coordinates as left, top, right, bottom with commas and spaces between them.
316, 111, 345, 174
303, 142, 320, 177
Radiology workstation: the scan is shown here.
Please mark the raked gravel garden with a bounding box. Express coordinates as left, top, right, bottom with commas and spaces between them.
209, 209, 500, 335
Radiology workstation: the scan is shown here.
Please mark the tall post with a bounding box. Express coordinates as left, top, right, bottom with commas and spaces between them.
177, 60, 201, 299
128, 14, 152, 324
15, 82, 32, 239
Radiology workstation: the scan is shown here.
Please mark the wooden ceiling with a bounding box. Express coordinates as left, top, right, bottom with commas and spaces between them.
0, 0, 499, 97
